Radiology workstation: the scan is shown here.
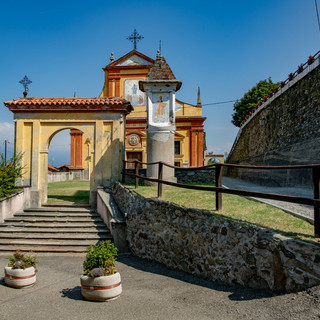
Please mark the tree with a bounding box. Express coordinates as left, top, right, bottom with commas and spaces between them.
231, 78, 279, 127
207, 157, 220, 165
0, 153, 22, 198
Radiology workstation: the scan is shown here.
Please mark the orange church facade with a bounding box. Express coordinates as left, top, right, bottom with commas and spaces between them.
70, 50, 206, 169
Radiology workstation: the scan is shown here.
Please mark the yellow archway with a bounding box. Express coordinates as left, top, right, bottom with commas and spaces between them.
4, 97, 133, 207
203, 154, 225, 166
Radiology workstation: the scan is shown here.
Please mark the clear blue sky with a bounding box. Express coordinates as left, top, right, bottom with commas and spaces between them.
0, 0, 319, 165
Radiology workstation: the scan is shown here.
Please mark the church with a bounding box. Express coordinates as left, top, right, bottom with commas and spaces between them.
70, 33, 206, 171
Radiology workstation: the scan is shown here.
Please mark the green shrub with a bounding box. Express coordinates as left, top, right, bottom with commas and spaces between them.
83, 240, 118, 276
232, 78, 279, 127
0, 153, 22, 198
8, 250, 38, 271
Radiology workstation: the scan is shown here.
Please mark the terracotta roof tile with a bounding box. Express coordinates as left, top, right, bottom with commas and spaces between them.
5, 97, 128, 106
147, 55, 176, 80
48, 164, 59, 172
4, 97, 133, 114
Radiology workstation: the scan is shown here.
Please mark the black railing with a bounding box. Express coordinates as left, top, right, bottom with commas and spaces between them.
122, 160, 320, 237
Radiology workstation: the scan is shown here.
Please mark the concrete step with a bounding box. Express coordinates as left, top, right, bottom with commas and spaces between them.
1, 222, 107, 228
15, 212, 100, 218
24, 207, 94, 213
0, 245, 91, 253
5, 216, 103, 223
42, 204, 91, 208
0, 233, 111, 240
0, 227, 110, 233
0, 206, 112, 254
0, 239, 108, 246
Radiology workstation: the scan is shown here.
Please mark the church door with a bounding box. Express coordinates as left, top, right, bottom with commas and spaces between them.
126, 152, 142, 169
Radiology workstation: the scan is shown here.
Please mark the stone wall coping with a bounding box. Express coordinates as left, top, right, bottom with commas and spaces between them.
96, 188, 128, 253
0, 188, 25, 203
97, 189, 126, 223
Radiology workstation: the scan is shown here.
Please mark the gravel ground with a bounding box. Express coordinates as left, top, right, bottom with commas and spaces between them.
1, 254, 320, 320
222, 177, 314, 221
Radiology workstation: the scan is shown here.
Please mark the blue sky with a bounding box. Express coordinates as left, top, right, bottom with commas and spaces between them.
0, 0, 319, 165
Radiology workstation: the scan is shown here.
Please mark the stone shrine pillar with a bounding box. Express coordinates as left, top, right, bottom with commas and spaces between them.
139, 52, 182, 183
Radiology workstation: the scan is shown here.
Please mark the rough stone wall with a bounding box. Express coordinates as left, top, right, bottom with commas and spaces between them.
124, 168, 215, 185
175, 167, 215, 184
123, 169, 147, 185
227, 64, 320, 186
113, 182, 320, 292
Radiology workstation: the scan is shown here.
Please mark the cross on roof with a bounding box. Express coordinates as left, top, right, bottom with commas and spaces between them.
19, 75, 32, 97
126, 29, 144, 50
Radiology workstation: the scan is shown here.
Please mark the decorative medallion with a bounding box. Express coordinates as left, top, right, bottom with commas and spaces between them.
128, 134, 140, 146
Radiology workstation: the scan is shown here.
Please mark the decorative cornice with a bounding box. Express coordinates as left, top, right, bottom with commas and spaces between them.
104, 50, 154, 71
139, 80, 182, 92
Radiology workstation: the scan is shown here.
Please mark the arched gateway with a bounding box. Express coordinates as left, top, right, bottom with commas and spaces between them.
4, 97, 133, 207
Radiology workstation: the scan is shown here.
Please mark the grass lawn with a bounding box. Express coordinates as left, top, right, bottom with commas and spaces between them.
126, 184, 317, 243
47, 180, 90, 204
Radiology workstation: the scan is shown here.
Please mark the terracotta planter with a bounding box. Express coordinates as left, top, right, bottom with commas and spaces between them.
80, 272, 122, 301
4, 266, 36, 288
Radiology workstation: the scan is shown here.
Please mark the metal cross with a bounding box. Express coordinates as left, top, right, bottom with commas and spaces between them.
19, 75, 32, 97
126, 29, 144, 50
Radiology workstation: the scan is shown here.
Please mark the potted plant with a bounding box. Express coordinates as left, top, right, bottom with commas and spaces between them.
297, 64, 304, 74
4, 251, 38, 288
80, 240, 122, 301
308, 55, 315, 65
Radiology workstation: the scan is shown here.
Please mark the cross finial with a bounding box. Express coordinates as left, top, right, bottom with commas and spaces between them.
126, 29, 144, 50
19, 75, 32, 98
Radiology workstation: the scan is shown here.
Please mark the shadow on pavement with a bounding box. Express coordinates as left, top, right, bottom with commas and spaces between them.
60, 286, 82, 300
0, 277, 5, 287
117, 254, 279, 302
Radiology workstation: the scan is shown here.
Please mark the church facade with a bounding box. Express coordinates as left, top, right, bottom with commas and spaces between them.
98, 50, 206, 168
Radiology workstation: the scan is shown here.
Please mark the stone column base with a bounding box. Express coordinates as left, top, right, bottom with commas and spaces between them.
30, 190, 41, 208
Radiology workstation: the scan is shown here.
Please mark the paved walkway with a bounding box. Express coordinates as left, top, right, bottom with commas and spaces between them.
222, 177, 314, 222
1, 254, 320, 320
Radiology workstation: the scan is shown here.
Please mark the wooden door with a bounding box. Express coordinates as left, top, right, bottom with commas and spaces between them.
126, 152, 142, 169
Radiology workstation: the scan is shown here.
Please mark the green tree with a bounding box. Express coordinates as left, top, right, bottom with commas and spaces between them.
207, 157, 220, 165
0, 153, 22, 198
232, 78, 279, 127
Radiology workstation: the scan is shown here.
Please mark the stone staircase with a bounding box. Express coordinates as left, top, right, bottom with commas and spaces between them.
0, 206, 112, 253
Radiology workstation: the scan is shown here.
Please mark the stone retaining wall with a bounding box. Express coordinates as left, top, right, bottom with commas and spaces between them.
112, 182, 320, 292
175, 167, 215, 184
227, 61, 320, 187
124, 167, 215, 185
0, 187, 31, 223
